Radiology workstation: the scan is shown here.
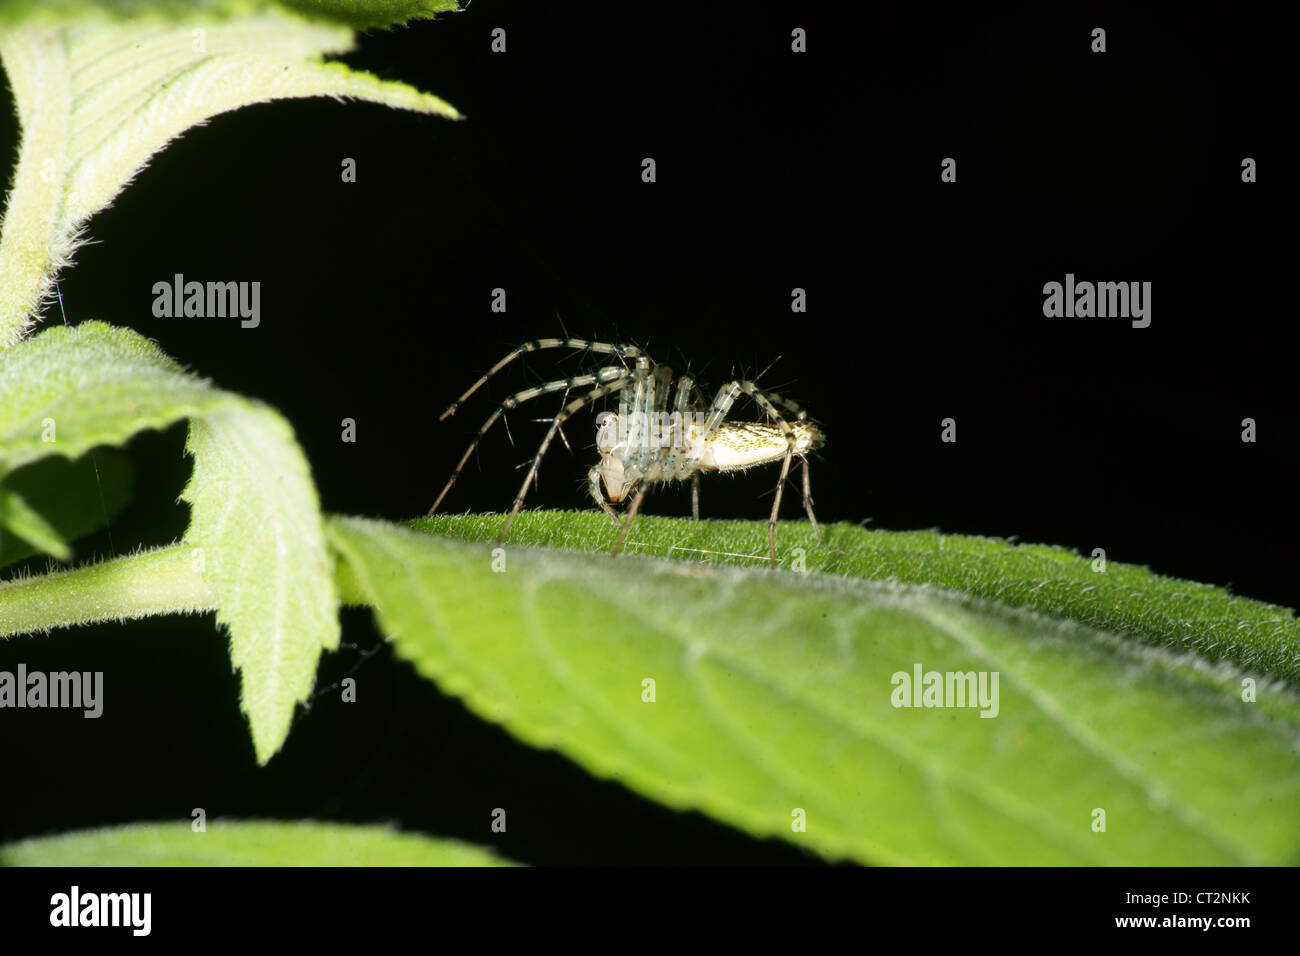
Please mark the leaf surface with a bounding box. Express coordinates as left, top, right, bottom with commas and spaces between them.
0, 322, 338, 762
330, 514, 1300, 865
0, 3, 458, 345
0, 820, 511, 866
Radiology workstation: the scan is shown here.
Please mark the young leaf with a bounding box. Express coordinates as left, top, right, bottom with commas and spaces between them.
0, 4, 459, 347
0, 820, 513, 866
0, 484, 71, 560
0, 450, 131, 568
329, 515, 1300, 866
0, 321, 338, 763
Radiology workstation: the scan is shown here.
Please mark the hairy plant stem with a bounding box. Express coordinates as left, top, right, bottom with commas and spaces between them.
0, 544, 210, 636
0, 537, 370, 637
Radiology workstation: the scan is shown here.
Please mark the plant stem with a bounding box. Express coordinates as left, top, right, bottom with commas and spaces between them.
0, 535, 372, 638
0, 544, 212, 636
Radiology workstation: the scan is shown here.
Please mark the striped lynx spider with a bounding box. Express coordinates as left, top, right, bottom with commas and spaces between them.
427, 337, 824, 567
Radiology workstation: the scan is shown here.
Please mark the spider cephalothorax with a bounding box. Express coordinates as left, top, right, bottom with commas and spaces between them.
428, 338, 824, 567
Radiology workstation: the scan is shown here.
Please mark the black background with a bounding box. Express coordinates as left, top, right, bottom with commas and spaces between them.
0, 2, 1293, 865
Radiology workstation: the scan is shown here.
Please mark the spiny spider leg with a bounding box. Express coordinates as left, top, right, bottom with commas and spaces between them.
588, 464, 623, 527
439, 338, 643, 421
699, 381, 743, 442
754, 386, 809, 422
747, 386, 825, 545
611, 484, 648, 557
427, 366, 627, 516
553, 387, 574, 454
738, 381, 810, 566
694, 380, 807, 566
609, 360, 664, 547
801, 458, 822, 543
498, 374, 638, 543
679, 378, 706, 520
667, 374, 700, 519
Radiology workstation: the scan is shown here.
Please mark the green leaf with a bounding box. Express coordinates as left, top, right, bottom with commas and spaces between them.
0, 485, 71, 560
279, 0, 462, 30
0, 449, 131, 568
0, 321, 338, 763
329, 514, 1300, 865
0, 1, 461, 30
419, 511, 1300, 687
0, 820, 513, 866
0, 4, 459, 347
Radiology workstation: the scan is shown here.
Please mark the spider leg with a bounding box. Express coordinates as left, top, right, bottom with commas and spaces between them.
802, 457, 823, 543
553, 383, 574, 453
427, 367, 626, 516
699, 381, 743, 442
699, 380, 807, 567
498, 375, 636, 542
621, 359, 652, 473
758, 389, 824, 543
545, 378, 579, 454
439, 338, 645, 421
588, 465, 622, 528
669, 374, 700, 520
647, 364, 672, 472
737, 381, 802, 568
754, 387, 810, 422
633, 361, 668, 489
611, 483, 648, 557
683, 378, 772, 550
529, 413, 573, 453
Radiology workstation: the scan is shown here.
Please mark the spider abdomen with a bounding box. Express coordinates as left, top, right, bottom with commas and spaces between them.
696, 421, 824, 473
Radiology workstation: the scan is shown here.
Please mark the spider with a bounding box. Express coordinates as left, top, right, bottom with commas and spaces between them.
426, 337, 825, 567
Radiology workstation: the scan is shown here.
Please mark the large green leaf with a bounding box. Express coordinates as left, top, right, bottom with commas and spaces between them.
419, 511, 1300, 687
329, 514, 1300, 865
0, 321, 338, 763
0, 3, 459, 346
0, 821, 512, 866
